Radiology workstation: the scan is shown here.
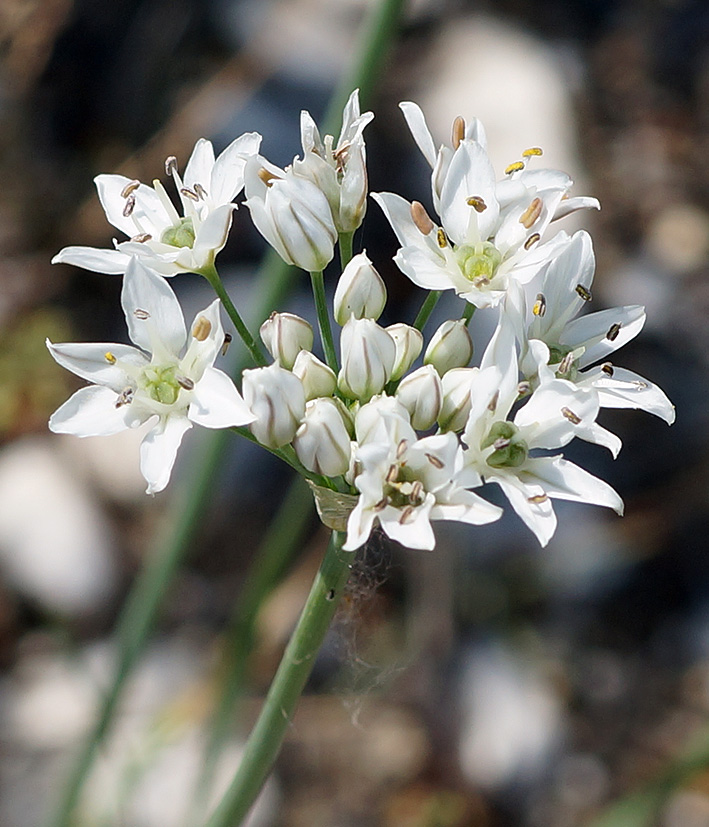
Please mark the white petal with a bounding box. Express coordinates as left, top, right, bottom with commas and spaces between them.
343, 499, 377, 551
372, 191, 438, 249
189, 367, 255, 428
564, 306, 645, 367
553, 196, 600, 220
394, 247, 460, 291
592, 367, 676, 423
492, 472, 557, 547
576, 420, 623, 458
522, 456, 624, 514
210, 132, 262, 205
51, 245, 132, 274
399, 101, 437, 167
95, 175, 168, 238
439, 141, 499, 244
140, 416, 192, 494
47, 340, 147, 391
181, 298, 223, 377
121, 258, 186, 356
192, 203, 234, 265
380, 497, 436, 550
515, 381, 599, 450
48, 386, 133, 436
431, 488, 503, 525
183, 138, 216, 194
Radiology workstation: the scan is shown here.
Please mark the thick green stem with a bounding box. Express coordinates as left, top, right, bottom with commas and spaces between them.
462, 302, 476, 326
309, 270, 339, 373
413, 290, 442, 331
338, 231, 355, 270
201, 262, 267, 366
205, 531, 353, 827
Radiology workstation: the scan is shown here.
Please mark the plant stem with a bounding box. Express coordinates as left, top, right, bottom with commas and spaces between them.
413, 290, 442, 331
461, 302, 476, 326
201, 262, 267, 366
309, 270, 339, 373
338, 231, 355, 270
205, 531, 353, 827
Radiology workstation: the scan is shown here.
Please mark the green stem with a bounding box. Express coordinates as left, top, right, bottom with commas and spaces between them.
338, 231, 355, 270
205, 531, 353, 827
200, 262, 267, 367
413, 290, 441, 331
309, 270, 339, 373
461, 302, 476, 326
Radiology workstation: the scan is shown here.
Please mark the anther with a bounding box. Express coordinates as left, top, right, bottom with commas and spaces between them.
386, 464, 398, 484
192, 316, 212, 341
527, 493, 548, 504
104, 352, 116, 364
411, 480, 424, 501
436, 228, 448, 248
561, 407, 581, 424
505, 161, 525, 175
426, 453, 444, 469
532, 293, 546, 317
120, 179, 141, 198
606, 323, 621, 342
522, 147, 543, 158
221, 332, 232, 357
519, 197, 543, 229
374, 497, 388, 512
452, 116, 465, 150
258, 167, 278, 186
130, 233, 152, 243
177, 375, 195, 390
575, 284, 592, 302
493, 437, 511, 450
399, 505, 416, 525
601, 362, 614, 377
165, 156, 178, 176
194, 183, 208, 200
524, 233, 541, 250
122, 195, 136, 217
466, 196, 487, 212
633, 380, 649, 389
517, 381, 531, 396
411, 201, 434, 235
558, 353, 574, 374
487, 390, 499, 412
115, 387, 134, 408
396, 439, 408, 460
133, 308, 150, 320
180, 187, 199, 201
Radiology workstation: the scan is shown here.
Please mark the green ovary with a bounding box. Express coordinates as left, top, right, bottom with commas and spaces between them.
455, 242, 503, 285
161, 217, 196, 248
482, 420, 529, 469
141, 365, 181, 405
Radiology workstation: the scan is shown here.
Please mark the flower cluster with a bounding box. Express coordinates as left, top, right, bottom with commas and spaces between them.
48, 91, 674, 548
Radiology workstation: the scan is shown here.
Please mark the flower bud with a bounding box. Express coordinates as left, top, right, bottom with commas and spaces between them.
260, 311, 313, 370
293, 397, 352, 477
386, 323, 423, 381
355, 394, 411, 446
396, 365, 443, 430
292, 349, 337, 400
424, 319, 473, 375
338, 317, 396, 402
242, 363, 306, 448
438, 367, 477, 432
333, 252, 387, 325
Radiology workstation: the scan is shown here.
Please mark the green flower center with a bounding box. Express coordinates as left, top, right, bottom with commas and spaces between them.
384, 463, 426, 509
141, 364, 182, 405
455, 242, 503, 286
161, 217, 196, 249
547, 344, 579, 381
482, 420, 529, 468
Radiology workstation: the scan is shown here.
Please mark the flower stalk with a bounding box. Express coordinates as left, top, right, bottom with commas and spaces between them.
309, 269, 339, 373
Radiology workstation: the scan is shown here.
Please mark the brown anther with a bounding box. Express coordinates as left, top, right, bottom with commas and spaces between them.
130, 233, 152, 243
558, 353, 574, 374
425, 453, 444, 469
192, 316, 212, 341
396, 439, 408, 460
120, 179, 141, 198
633, 380, 649, 389
473, 276, 490, 287
177, 375, 195, 391
122, 195, 136, 217
165, 156, 178, 176
517, 381, 531, 396
561, 406, 581, 424
524, 233, 541, 250
386, 464, 398, 484
575, 284, 592, 302
115, 387, 134, 408
436, 228, 448, 248
411, 201, 434, 235
519, 197, 543, 229
374, 497, 388, 512
493, 437, 511, 450
133, 308, 150, 320
606, 323, 621, 342
527, 493, 548, 504
258, 167, 279, 186
532, 293, 546, 317
487, 390, 499, 412
104, 351, 116, 364
601, 362, 614, 376
411, 481, 424, 501
333, 142, 351, 171
180, 187, 199, 201
221, 332, 233, 357
466, 195, 487, 212
452, 116, 465, 150
505, 161, 525, 175
522, 147, 543, 158
194, 183, 208, 200
399, 505, 416, 525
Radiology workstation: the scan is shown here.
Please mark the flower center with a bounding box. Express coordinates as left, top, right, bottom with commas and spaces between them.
140, 364, 182, 405
384, 463, 425, 509
547, 344, 579, 381
481, 420, 529, 468
161, 217, 196, 249
455, 242, 503, 286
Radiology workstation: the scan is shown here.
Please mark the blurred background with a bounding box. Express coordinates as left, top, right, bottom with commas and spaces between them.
0, 0, 707, 824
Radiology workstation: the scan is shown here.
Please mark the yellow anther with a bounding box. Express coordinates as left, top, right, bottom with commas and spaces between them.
466, 195, 487, 212
120, 179, 141, 199
192, 316, 212, 341
524, 233, 541, 250
505, 161, 525, 175
258, 168, 279, 187
436, 228, 448, 248
104, 351, 117, 364
522, 147, 543, 158
561, 406, 581, 424
527, 493, 548, 504
532, 293, 546, 317
519, 197, 543, 229
411, 200, 434, 235
452, 116, 465, 150
575, 284, 592, 302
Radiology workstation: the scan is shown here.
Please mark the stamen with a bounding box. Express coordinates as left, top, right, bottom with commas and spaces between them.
258, 168, 279, 187
436, 228, 448, 248
180, 187, 199, 202
411, 480, 424, 501
528, 493, 548, 504
606, 323, 621, 341
399, 505, 416, 525
411, 201, 434, 235
120, 179, 141, 198
505, 161, 525, 175
487, 390, 499, 412
633, 380, 649, 389
165, 156, 178, 176
522, 147, 543, 158
473, 276, 490, 287
493, 437, 511, 450
517, 381, 531, 396
601, 362, 614, 376
104, 352, 116, 364
130, 233, 152, 243
115, 387, 134, 408
122, 195, 136, 217
558, 353, 574, 374
177, 375, 195, 390
452, 116, 465, 150
194, 182, 208, 200
561, 407, 581, 424
532, 293, 546, 317
396, 439, 408, 460
575, 284, 592, 302
466, 196, 487, 212
221, 332, 232, 357
425, 453, 444, 469
524, 233, 541, 250
134, 308, 150, 320
386, 464, 398, 483
192, 316, 212, 341
374, 497, 388, 512
519, 197, 543, 229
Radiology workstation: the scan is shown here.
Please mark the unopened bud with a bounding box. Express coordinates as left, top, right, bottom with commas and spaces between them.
293, 398, 352, 477
424, 319, 473, 375
396, 365, 443, 430
438, 367, 476, 432
385, 323, 423, 382
242, 363, 306, 449
292, 350, 337, 401
259, 311, 313, 370
333, 252, 387, 325
338, 317, 396, 402
355, 395, 411, 446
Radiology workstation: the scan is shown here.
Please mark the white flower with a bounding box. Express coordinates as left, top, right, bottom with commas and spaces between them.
47, 258, 254, 494
459, 319, 623, 547
333, 251, 387, 325
293, 89, 374, 233
354, 394, 411, 447
344, 421, 501, 551
396, 365, 443, 430
259, 312, 313, 370
423, 319, 473, 375
52, 133, 262, 277
242, 362, 306, 449
386, 323, 424, 382
293, 397, 352, 477
373, 103, 599, 309
292, 350, 337, 401
338, 317, 396, 401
